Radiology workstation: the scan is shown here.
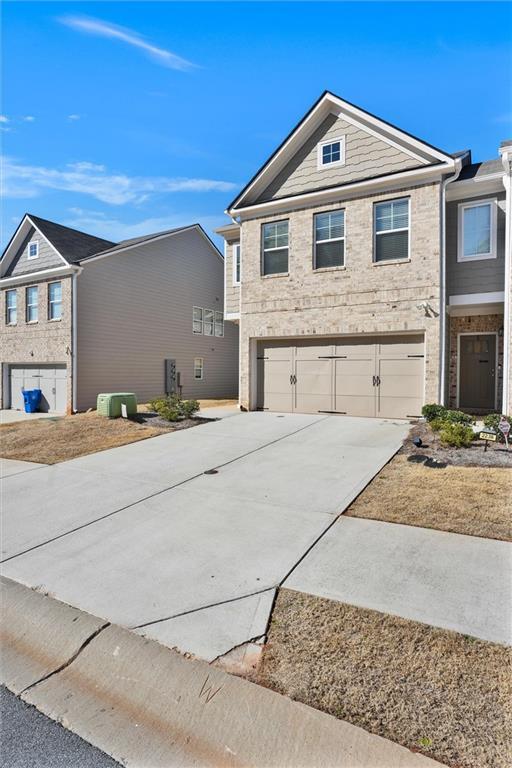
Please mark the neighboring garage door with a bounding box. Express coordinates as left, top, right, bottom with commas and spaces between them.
10, 365, 67, 413
257, 335, 424, 419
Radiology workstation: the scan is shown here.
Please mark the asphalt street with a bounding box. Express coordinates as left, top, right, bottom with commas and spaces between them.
0, 686, 120, 768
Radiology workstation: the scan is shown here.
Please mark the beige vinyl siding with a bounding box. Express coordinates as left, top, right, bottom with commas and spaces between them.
446, 193, 506, 296
257, 113, 422, 203
76, 231, 238, 410
5, 227, 63, 277
225, 240, 241, 316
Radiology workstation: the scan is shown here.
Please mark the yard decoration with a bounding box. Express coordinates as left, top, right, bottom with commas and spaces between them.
479, 427, 497, 453
498, 417, 510, 450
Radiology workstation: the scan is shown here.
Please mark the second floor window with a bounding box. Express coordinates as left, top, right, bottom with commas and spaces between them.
233, 243, 241, 285
26, 286, 38, 322
215, 311, 224, 337
6, 289, 17, 325
262, 220, 289, 276
48, 281, 62, 320
204, 309, 214, 336
193, 306, 203, 334
458, 200, 496, 261
314, 210, 345, 269
374, 198, 410, 262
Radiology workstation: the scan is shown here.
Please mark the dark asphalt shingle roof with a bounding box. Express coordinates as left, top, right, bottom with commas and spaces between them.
27, 214, 116, 264
455, 158, 503, 182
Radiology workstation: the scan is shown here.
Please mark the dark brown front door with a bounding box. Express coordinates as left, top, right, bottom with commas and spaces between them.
459, 334, 496, 411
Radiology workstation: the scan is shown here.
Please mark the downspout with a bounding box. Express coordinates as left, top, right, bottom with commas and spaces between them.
71, 267, 83, 413
439, 158, 462, 405
500, 144, 512, 414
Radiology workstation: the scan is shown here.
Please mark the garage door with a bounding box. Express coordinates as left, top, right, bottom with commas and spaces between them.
10, 365, 67, 413
257, 335, 424, 419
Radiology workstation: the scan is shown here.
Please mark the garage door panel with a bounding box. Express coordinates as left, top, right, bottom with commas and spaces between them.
377, 335, 424, 358
334, 359, 375, 417
9, 365, 67, 413
377, 396, 423, 419
294, 344, 334, 360
295, 358, 332, 413
258, 359, 293, 412
379, 359, 424, 398
334, 340, 376, 359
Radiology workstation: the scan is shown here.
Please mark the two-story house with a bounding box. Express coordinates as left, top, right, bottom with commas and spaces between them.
217, 91, 511, 419
0, 215, 238, 413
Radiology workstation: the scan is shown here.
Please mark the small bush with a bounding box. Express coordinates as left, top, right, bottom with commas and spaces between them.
439, 422, 474, 448
422, 404, 447, 422
148, 394, 199, 422
430, 417, 447, 432
483, 413, 512, 443
444, 409, 474, 425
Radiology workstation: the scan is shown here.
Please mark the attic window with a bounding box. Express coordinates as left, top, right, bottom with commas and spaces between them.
28, 241, 39, 259
317, 137, 345, 169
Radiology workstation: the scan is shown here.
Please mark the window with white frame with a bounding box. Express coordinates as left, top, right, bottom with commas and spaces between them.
262, 220, 289, 275
458, 200, 496, 261
374, 197, 410, 262
26, 285, 38, 322
317, 137, 345, 168
193, 306, 203, 334
6, 289, 17, 325
215, 310, 224, 337
314, 210, 345, 269
233, 243, 241, 285
204, 309, 214, 336
194, 357, 204, 380
48, 281, 62, 320
28, 241, 39, 259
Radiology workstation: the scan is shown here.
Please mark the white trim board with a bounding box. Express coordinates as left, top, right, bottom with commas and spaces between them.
456, 331, 499, 410
449, 291, 505, 307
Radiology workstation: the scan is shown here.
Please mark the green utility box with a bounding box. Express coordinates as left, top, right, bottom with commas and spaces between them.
97, 392, 138, 418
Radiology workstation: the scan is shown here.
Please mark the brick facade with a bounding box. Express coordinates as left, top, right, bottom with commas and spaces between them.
0, 276, 73, 411
448, 313, 504, 410
238, 182, 442, 409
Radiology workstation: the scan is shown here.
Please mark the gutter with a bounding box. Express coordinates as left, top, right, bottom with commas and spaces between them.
500, 145, 512, 414
438, 158, 463, 405
0, 265, 76, 287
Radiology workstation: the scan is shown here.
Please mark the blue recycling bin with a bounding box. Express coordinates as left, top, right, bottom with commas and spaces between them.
23, 389, 42, 414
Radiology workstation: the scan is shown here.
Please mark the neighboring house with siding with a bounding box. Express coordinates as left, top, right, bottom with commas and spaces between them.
217, 90, 511, 419
0, 215, 238, 413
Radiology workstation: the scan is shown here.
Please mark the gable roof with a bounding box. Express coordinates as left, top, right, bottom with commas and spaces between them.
227, 90, 456, 213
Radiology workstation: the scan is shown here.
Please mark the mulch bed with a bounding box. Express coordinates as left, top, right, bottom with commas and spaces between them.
258, 589, 512, 768
403, 420, 512, 468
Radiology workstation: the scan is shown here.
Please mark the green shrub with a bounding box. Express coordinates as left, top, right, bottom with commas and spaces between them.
148, 394, 199, 422
443, 409, 474, 425
422, 404, 447, 422
430, 417, 447, 432
483, 413, 512, 443
439, 422, 474, 448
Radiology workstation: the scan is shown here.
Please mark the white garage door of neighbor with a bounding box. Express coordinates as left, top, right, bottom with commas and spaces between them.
257, 335, 424, 420
10, 365, 67, 413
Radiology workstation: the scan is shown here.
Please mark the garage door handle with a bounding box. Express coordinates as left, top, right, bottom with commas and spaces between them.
376, 375, 381, 386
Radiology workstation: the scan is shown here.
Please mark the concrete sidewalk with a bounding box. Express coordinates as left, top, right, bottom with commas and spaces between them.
1, 578, 444, 768
285, 516, 512, 645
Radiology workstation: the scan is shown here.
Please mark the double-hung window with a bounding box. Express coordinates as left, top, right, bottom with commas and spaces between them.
233, 243, 241, 285
262, 220, 289, 276
215, 311, 224, 337
458, 200, 496, 261
374, 198, 410, 262
26, 286, 38, 322
194, 357, 204, 380
6, 290, 17, 325
204, 309, 214, 336
314, 210, 345, 269
28, 241, 39, 259
48, 281, 62, 320
193, 306, 203, 334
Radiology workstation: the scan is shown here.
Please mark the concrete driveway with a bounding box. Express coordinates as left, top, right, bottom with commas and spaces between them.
1, 412, 408, 660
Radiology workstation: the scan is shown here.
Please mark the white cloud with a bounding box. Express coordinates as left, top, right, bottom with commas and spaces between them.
0, 115, 9, 123
59, 15, 195, 71
2, 157, 237, 205
63, 208, 225, 244
67, 114, 81, 121
22, 115, 35, 122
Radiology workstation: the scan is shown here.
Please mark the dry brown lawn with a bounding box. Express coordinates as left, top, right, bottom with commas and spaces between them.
197, 398, 238, 408
345, 453, 512, 542
259, 589, 512, 768
0, 412, 169, 464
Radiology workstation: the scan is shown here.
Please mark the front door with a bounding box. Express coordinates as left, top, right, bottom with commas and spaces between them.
459, 334, 496, 411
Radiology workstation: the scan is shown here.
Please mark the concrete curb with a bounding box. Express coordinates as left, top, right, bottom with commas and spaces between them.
1, 578, 444, 767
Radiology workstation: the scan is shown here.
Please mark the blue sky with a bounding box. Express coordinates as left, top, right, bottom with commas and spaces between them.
2, 1, 511, 249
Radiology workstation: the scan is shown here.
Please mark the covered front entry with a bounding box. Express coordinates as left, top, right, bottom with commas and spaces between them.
9, 365, 67, 413
257, 335, 424, 419
458, 334, 497, 411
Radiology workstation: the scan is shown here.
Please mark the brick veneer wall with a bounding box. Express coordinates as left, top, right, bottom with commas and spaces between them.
448, 313, 504, 410
238, 181, 442, 409
0, 276, 73, 411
